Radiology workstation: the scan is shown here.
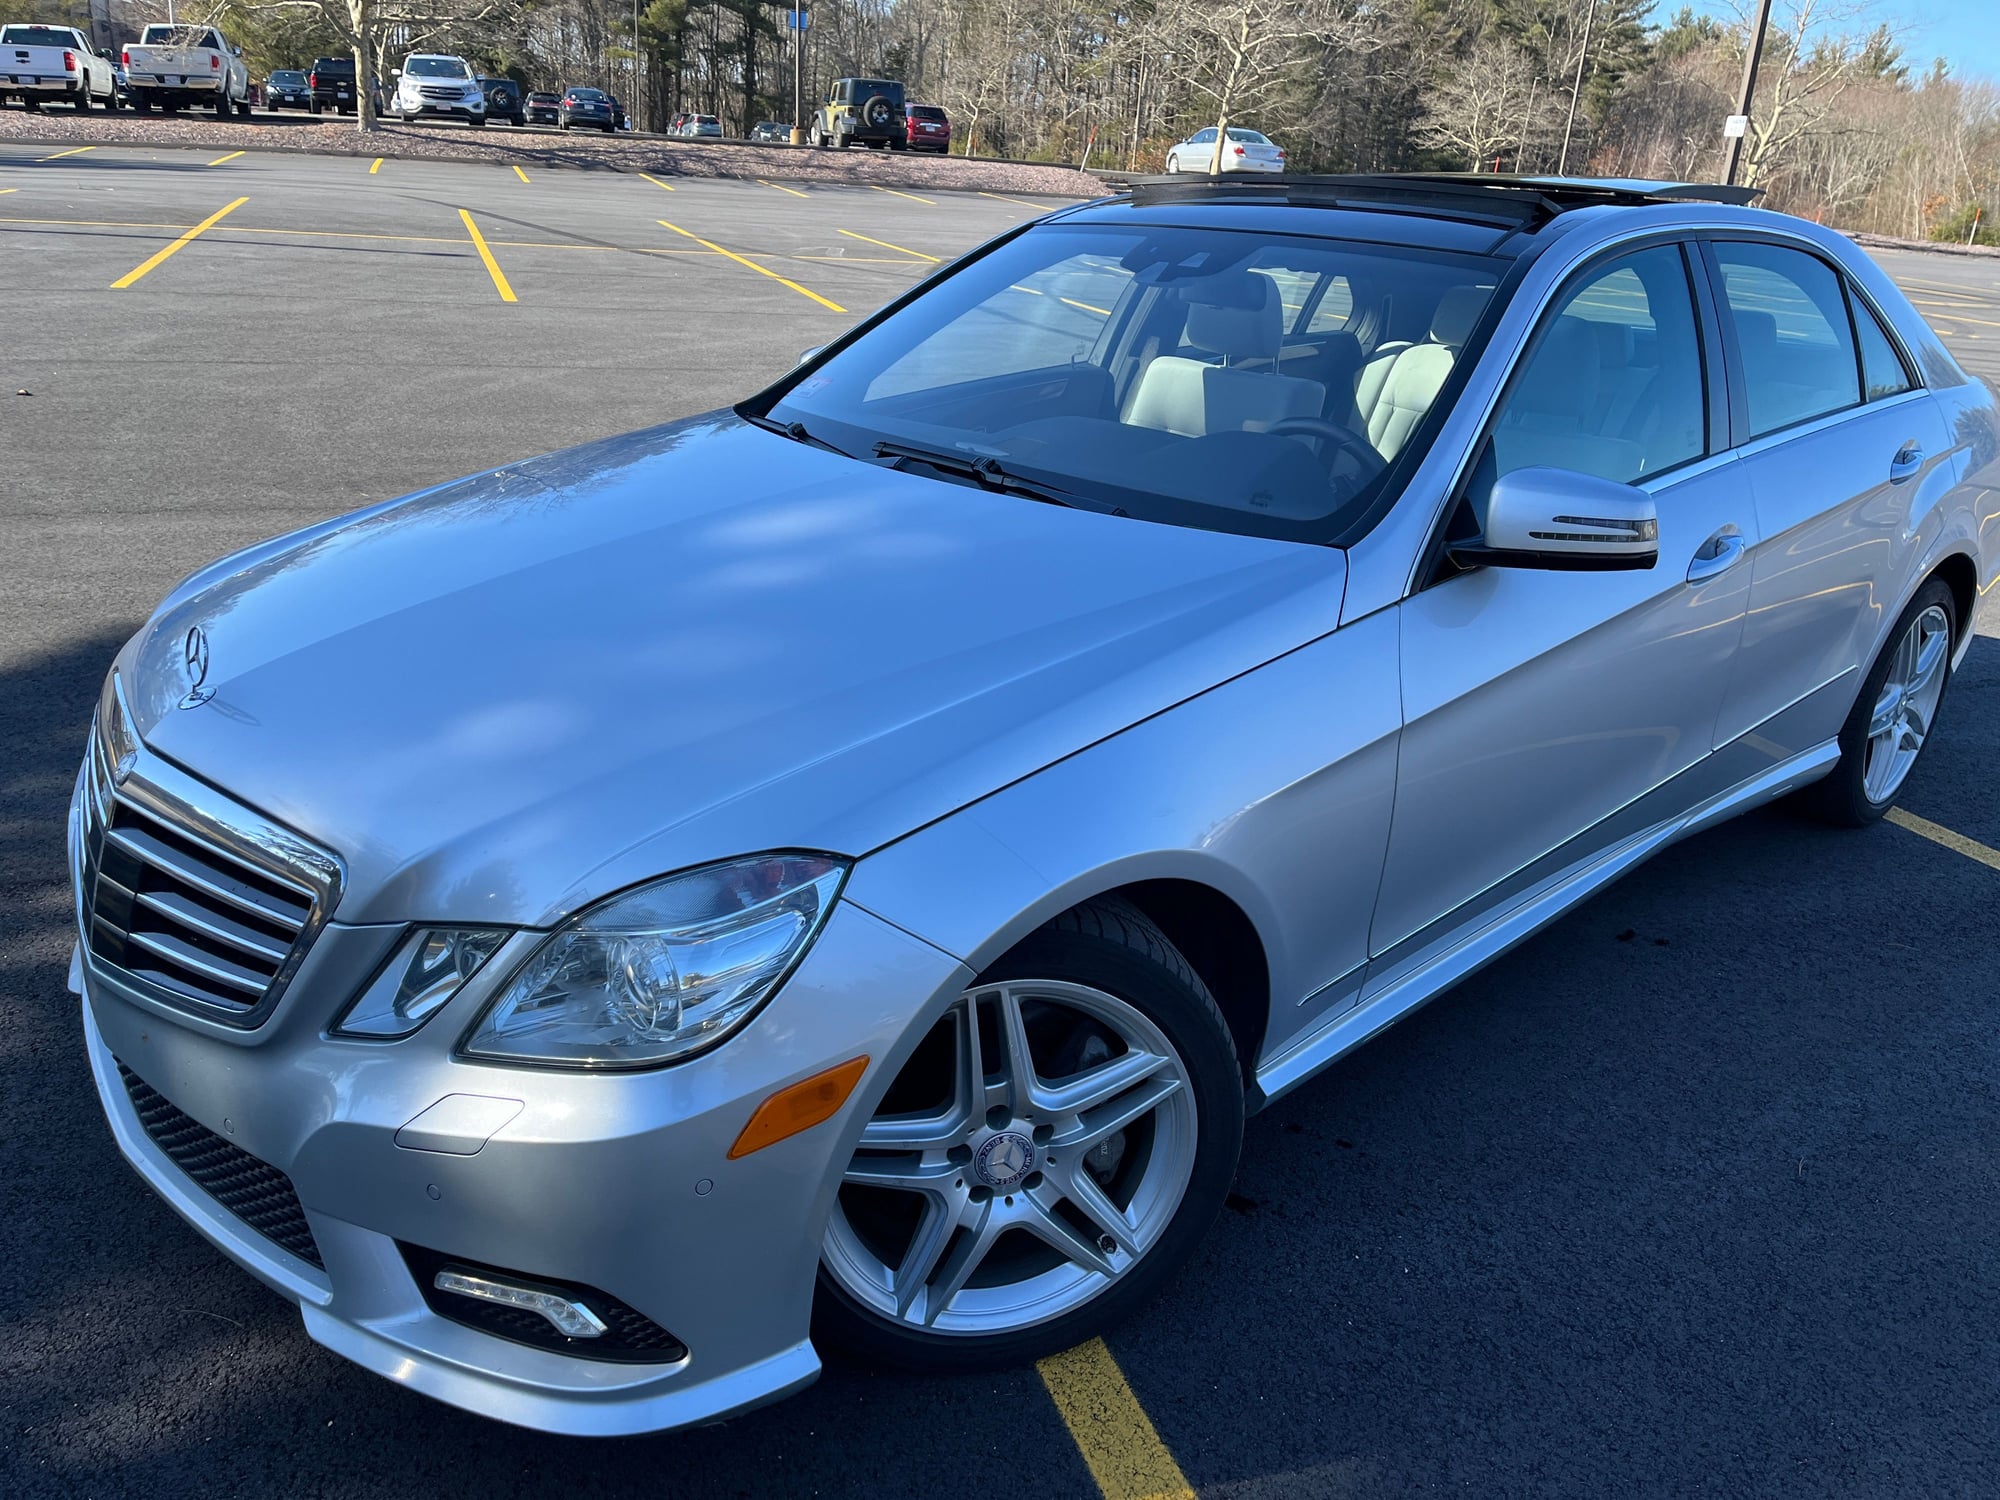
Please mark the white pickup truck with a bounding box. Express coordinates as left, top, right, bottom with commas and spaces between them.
0, 23, 118, 111
123, 23, 250, 117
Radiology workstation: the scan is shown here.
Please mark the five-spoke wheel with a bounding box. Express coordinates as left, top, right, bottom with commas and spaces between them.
1809, 577, 1958, 824
817, 899, 1242, 1369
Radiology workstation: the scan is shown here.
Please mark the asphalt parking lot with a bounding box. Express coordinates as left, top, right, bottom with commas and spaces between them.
3, 144, 1998, 1498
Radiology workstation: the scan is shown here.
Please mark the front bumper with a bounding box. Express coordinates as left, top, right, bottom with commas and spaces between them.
74, 791, 970, 1434
403, 102, 483, 120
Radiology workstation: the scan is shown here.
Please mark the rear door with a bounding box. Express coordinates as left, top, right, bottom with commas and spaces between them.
1703, 238, 1950, 753
1374, 240, 1755, 954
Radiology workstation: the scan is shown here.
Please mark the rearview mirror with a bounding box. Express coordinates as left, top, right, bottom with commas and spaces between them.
1450, 466, 1658, 572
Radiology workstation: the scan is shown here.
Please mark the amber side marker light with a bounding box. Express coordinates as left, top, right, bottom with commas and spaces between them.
727, 1056, 870, 1159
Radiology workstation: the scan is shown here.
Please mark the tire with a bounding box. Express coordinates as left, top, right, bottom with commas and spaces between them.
469, 115, 484, 128
237, 98, 252, 117
815, 896, 1244, 1373
75, 85, 90, 111
512, 113, 525, 127
213, 92, 229, 119
1802, 577, 1957, 826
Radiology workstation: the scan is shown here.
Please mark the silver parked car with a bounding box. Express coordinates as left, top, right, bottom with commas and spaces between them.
71, 174, 1999, 1436
1165, 125, 1285, 174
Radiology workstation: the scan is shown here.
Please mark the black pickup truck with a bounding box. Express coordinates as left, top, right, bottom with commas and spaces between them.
308, 55, 356, 115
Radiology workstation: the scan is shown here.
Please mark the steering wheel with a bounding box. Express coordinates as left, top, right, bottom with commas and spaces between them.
1265, 417, 1386, 474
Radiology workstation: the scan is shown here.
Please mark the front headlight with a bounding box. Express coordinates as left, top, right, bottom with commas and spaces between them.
334, 927, 509, 1038
461, 854, 847, 1069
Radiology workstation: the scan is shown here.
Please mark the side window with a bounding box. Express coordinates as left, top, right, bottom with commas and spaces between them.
1713, 242, 1860, 437
1486, 245, 1707, 486
1305, 275, 1355, 332
1191, 128, 1216, 144
1852, 291, 1915, 400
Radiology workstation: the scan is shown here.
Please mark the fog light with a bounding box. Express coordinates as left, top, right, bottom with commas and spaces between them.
433, 1269, 607, 1339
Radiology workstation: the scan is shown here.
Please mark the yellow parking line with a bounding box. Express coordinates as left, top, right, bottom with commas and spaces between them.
0, 188, 16, 195
1916, 306, 2000, 331
838, 228, 939, 261
1012, 284, 1045, 296
513, 164, 531, 183
458, 209, 518, 302
40, 146, 96, 162
657, 219, 845, 312
1061, 297, 1112, 316
980, 190, 1057, 211
208, 150, 245, 167
1886, 808, 2000, 872
758, 178, 809, 198
369, 157, 383, 174
1038, 1340, 1194, 1500
869, 183, 936, 206
109, 196, 247, 289
638, 171, 676, 192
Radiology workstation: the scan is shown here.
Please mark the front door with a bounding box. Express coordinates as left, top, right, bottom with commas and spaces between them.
1373, 241, 1756, 953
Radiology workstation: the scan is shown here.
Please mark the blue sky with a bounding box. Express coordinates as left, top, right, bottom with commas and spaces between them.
1647, 2, 1997, 82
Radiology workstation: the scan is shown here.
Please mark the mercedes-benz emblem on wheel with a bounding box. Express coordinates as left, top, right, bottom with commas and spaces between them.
177, 624, 215, 709
973, 1130, 1036, 1191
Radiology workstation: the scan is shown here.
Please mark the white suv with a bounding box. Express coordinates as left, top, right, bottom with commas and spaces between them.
392, 53, 483, 126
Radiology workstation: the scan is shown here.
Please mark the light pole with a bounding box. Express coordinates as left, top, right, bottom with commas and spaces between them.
791, 3, 805, 145
1556, 0, 1597, 176
1723, 0, 1775, 186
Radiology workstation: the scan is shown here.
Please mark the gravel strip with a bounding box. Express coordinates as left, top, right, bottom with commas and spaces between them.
0, 110, 1109, 198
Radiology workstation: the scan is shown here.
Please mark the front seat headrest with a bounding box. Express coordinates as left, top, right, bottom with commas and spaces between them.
1428, 285, 1491, 350
1180, 275, 1282, 362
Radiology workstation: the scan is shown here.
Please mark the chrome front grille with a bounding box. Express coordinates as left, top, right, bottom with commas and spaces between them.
77, 676, 340, 1026
418, 85, 463, 101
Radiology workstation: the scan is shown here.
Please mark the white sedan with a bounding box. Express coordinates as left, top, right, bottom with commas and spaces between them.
1164, 126, 1286, 174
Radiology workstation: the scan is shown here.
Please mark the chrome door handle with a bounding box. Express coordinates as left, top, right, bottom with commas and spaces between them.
1890, 443, 1925, 482
1687, 528, 1748, 583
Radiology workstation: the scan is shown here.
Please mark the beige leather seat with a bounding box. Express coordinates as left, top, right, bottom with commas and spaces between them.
1353, 285, 1489, 460
1128, 276, 1322, 438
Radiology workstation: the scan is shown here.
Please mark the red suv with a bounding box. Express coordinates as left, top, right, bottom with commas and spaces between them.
905, 102, 950, 154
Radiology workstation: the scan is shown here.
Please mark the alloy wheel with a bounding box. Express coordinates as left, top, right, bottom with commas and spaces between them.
1862, 603, 1950, 804
823, 979, 1196, 1336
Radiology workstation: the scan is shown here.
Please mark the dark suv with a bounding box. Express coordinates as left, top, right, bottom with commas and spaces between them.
813, 77, 906, 150
307, 55, 357, 115
478, 77, 526, 126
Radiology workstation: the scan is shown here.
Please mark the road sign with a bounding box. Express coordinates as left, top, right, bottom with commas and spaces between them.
1723, 114, 1748, 138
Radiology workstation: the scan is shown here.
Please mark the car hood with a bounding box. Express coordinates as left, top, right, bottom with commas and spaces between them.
125, 415, 1346, 927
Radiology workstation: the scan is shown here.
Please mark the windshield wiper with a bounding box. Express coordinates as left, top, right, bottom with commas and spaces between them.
740, 410, 849, 457
872, 439, 1079, 509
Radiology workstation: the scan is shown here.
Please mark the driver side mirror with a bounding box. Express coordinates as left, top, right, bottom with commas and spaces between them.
1449, 466, 1658, 572
796, 346, 824, 367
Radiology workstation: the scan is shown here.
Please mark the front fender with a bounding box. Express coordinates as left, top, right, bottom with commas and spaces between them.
843, 607, 1403, 1075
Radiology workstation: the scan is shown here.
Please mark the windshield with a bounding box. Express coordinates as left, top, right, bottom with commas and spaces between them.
764, 222, 1500, 543
407, 56, 470, 79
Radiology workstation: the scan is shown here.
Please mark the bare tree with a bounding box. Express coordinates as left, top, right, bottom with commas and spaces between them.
1419, 34, 1553, 171
1154, 0, 1366, 174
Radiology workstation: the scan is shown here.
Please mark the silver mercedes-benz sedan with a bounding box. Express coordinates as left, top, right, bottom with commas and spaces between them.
71, 175, 2000, 1436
